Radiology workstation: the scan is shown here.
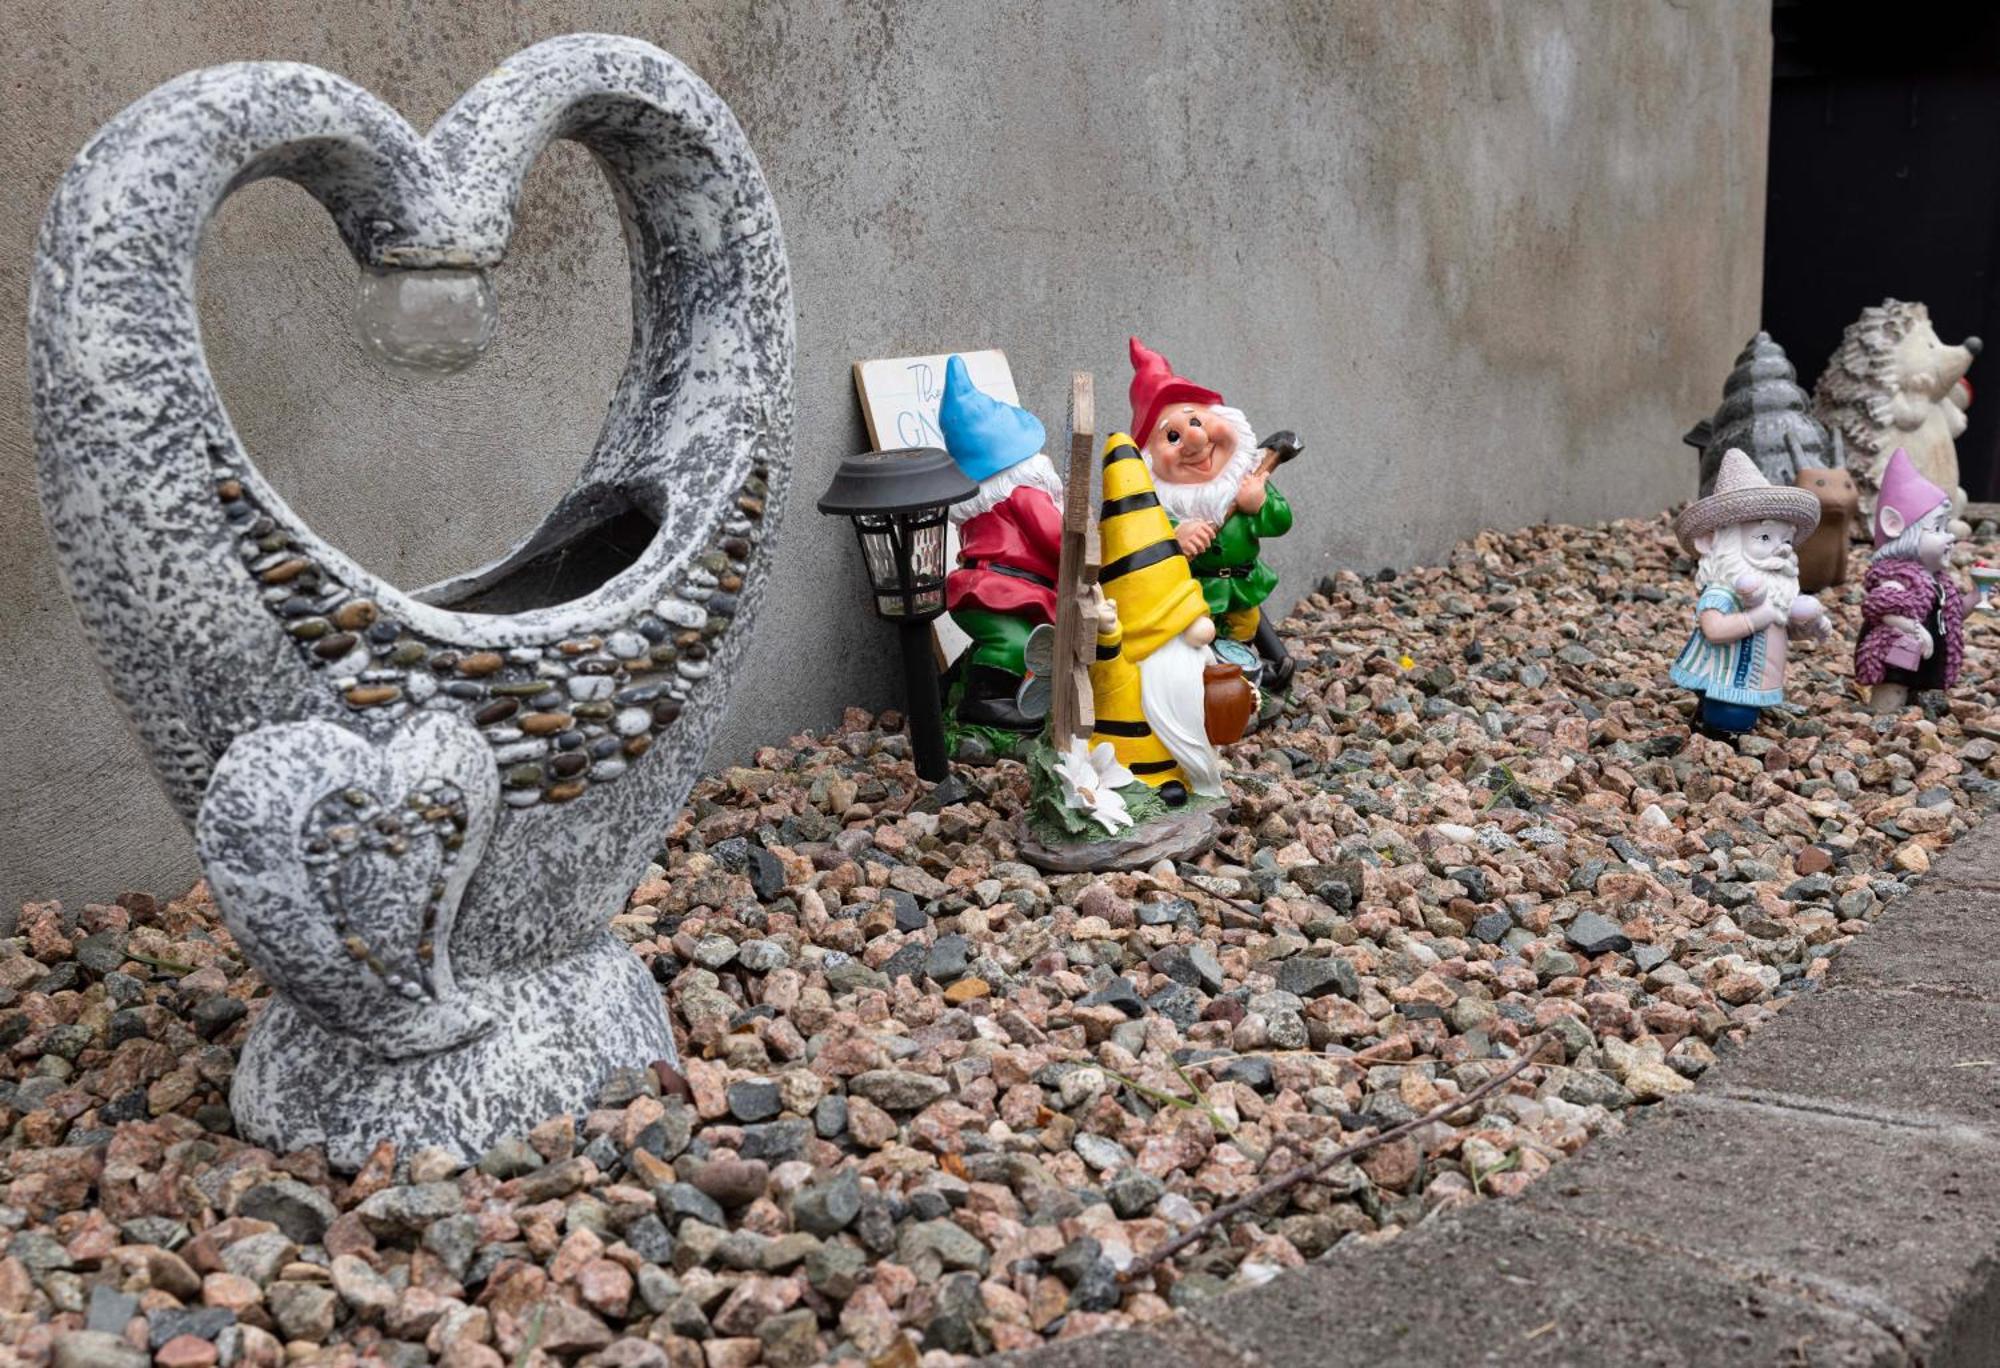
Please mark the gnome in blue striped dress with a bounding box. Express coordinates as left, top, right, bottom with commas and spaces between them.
1669, 448, 1832, 736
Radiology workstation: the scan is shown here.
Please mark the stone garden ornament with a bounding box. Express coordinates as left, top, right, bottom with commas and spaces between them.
1814, 299, 1980, 526
29, 35, 794, 1166
1682, 331, 1838, 497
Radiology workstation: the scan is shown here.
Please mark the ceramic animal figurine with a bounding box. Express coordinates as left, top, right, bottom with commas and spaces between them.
28, 36, 794, 1166
1128, 337, 1299, 693
1669, 450, 1829, 736
1087, 434, 1252, 803
1814, 299, 1980, 525
1856, 449, 1965, 714
935, 355, 1063, 750
1793, 465, 1860, 592
1682, 331, 1840, 496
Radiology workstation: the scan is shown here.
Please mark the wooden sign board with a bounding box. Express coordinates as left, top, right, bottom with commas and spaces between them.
853, 349, 1018, 450
851, 349, 1020, 665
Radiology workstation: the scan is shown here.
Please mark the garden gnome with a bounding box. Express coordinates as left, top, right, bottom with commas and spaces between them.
938, 354, 1064, 732
1670, 449, 1829, 736
1087, 434, 1248, 803
1128, 337, 1298, 692
1856, 448, 1964, 714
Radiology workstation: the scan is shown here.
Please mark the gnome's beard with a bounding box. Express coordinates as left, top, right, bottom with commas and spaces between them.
1139, 635, 1224, 797
949, 454, 1063, 525
1150, 408, 1259, 525
1697, 542, 1799, 615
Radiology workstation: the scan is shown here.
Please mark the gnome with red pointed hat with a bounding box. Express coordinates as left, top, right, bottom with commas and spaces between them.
1128, 337, 1299, 693
1856, 447, 1965, 714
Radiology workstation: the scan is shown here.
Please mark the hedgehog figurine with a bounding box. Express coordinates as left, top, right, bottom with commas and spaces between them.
1684, 331, 1842, 497
1813, 298, 1980, 527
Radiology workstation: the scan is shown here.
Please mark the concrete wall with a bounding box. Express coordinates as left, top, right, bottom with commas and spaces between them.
0, 1, 1772, 909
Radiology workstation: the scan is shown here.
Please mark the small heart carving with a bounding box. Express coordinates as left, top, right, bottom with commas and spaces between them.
198, 712, 499, 1059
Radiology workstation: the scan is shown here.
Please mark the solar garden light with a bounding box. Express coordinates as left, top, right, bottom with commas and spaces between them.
818, 447, 976, 781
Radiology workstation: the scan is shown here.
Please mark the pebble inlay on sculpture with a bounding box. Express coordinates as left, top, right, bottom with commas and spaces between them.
28, 35, 795, 1166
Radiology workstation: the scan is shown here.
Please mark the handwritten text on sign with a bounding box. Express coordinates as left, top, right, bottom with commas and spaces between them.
852, 349, 1019, 452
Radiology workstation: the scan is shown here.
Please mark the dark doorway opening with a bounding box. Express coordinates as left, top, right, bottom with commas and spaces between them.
1762, 0, 2000, 498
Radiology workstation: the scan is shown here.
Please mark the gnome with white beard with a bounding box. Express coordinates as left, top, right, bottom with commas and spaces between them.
1128, 338, 1299, 692
1085, 434, 1254, 805
937, 354, 1065, 734
1669, 449, 1830, 736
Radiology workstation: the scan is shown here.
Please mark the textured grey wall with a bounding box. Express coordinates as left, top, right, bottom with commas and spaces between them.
1, 1, 1771, 909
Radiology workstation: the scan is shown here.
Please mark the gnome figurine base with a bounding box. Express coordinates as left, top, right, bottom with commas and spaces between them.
1128, 337, 1299, 702
1669, 449, 1829, 737
1018, 434, 1244, 874
936, 355, 1064, 760
1857, 448, 1965, 715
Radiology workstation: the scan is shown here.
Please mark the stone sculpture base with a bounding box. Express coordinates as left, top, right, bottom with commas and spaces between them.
1017, 801, 1223, 874
231, 934, 675, 1168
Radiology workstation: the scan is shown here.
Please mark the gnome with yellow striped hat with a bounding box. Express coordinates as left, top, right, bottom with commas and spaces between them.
1087, 433, 1252, 802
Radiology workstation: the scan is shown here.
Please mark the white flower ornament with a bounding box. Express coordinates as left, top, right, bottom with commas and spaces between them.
1055, 738, 1138, 834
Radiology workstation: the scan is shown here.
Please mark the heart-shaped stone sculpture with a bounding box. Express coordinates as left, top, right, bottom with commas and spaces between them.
30, 35, 793, 1165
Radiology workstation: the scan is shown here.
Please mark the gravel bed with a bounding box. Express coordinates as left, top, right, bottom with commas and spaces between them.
7, 513, 2000, 1367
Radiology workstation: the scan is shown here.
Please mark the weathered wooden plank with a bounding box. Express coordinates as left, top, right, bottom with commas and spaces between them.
1049, 372, 1098, 744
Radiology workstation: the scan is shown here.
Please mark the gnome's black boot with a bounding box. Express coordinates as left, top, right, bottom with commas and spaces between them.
956, 663, 1038, 732
1252, 617, 1296, 694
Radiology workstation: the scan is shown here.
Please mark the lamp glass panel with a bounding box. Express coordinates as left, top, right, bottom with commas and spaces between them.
905, 516, 948, 618
850, 508, 952, 619
854, 516, 904, 616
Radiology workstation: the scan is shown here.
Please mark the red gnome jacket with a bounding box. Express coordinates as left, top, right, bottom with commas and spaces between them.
945, 485, 1063, 623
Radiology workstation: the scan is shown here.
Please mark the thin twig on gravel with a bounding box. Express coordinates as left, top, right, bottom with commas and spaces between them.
1120, 1035, 1548, 1282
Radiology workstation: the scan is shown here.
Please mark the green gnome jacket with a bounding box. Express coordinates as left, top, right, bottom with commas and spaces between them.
1182, 483, 1293, 615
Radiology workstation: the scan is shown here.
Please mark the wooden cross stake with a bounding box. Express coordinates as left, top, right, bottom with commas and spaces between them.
1048, 372, 1099, 745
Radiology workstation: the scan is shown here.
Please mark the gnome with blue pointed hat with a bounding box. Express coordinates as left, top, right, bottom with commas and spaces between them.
937, 355, 1065, 733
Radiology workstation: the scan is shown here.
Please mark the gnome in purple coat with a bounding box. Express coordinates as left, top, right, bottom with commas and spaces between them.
1856, 447, 1965, 714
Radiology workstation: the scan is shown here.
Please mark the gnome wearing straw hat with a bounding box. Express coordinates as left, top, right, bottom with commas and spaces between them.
937, 355, 1065, 733
1128, 337, 1300, 692
1856, 447, 1965, 714
1669, 448, 1830, 736
1086, 434, 1255, 803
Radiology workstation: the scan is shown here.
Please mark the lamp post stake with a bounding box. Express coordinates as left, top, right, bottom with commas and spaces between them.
900, 619, 950, 780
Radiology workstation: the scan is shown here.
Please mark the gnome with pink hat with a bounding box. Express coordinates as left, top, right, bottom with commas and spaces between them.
1670, 449, 1831, 736
1856, 447, 1965, 714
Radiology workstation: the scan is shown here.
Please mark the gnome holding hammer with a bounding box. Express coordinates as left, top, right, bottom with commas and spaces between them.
1128, 337, 1301, 692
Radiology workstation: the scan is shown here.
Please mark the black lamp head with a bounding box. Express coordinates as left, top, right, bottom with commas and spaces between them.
817, 446, 977, 517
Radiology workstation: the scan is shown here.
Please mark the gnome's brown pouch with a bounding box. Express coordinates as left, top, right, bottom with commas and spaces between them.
1204, 662, 1255, 745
